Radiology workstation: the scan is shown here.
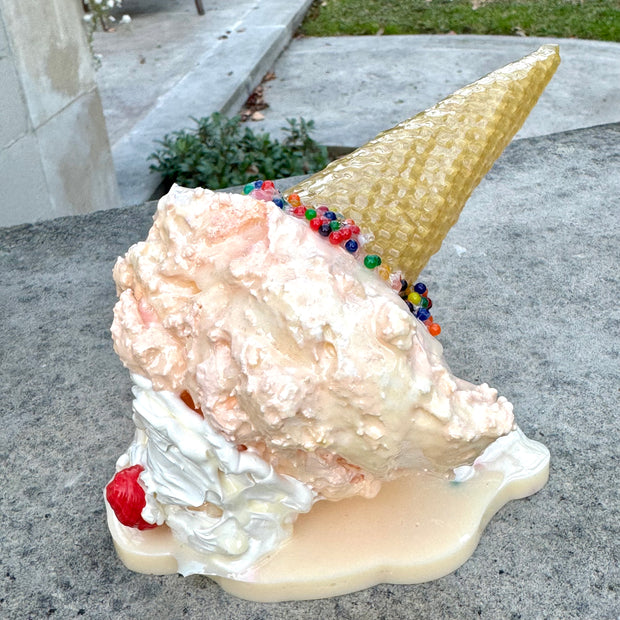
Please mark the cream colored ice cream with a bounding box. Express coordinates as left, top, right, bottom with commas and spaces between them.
111, 185, 515, 506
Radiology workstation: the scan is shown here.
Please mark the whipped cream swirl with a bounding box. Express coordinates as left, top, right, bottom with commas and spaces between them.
115, 374, 314, 578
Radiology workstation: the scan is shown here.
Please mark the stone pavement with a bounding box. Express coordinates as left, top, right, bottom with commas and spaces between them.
2, 3, 618, 616
1, 122, 618, 617
94, 0, 620, 207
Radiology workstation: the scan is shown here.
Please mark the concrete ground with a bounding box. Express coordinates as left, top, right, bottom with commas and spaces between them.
256, 35, 620, 148
93, 2, 620, 206
1, 122, 619, 617
3, 4, 619, 615
94, 0, 313, 205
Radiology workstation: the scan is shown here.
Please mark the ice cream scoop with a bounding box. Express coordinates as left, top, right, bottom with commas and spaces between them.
111, 186, 515, 502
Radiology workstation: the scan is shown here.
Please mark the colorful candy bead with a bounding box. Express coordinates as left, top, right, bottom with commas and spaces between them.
310, 217, 324, 231
345, 239, 359, 253
407, 291, 422, 305
340, 227, 352, 241
329, 230, 344, 244
324, 211, 337, 221
288, 193, 301, 207
364, 255, 382, 269
250, 188, 273, 201
318, 222, 332, 237
243, 183, 255, 195
417, 307, 431, 322
377, 264, 391, 281
305, 208, 317, 220
414, 282, 427, 295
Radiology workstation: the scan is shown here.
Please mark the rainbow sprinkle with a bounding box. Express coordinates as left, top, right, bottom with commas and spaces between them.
243, 180, 441, 337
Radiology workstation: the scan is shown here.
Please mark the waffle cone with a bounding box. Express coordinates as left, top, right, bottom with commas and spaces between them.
288, 45, 560, 279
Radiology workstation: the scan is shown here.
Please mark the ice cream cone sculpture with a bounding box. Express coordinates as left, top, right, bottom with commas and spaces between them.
288, 44, 560, 280
106, 46, 559, 600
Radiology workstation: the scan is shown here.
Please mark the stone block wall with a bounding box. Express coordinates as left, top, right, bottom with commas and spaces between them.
0, 0, 119, 227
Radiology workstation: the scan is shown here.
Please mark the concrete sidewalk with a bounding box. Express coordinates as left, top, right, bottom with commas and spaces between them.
94, 0, 313, 206
94, 2, 620, 207
255, 35, 620, 148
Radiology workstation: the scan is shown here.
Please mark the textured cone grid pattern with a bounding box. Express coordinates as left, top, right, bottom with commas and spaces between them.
289, 45, 560, 280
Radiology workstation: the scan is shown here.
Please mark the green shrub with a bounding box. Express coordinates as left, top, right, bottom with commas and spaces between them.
148, 113, 329, 190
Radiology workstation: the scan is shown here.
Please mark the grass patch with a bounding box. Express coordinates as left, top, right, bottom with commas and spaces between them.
301, 0, 620, 41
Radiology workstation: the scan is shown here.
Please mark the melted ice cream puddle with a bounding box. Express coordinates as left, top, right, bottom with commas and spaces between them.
107, 378, 548, 600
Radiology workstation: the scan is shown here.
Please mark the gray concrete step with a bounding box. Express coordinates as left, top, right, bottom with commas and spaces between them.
1, 122, 618, 616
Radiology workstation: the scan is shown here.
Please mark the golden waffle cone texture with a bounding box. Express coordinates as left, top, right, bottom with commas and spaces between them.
289, 45, 560, 279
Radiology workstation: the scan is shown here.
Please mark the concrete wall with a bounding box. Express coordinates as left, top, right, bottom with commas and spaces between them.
0, 0, 119, 227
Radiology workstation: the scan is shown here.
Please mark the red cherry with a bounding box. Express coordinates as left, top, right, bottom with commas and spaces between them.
105, 465, 157, 530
